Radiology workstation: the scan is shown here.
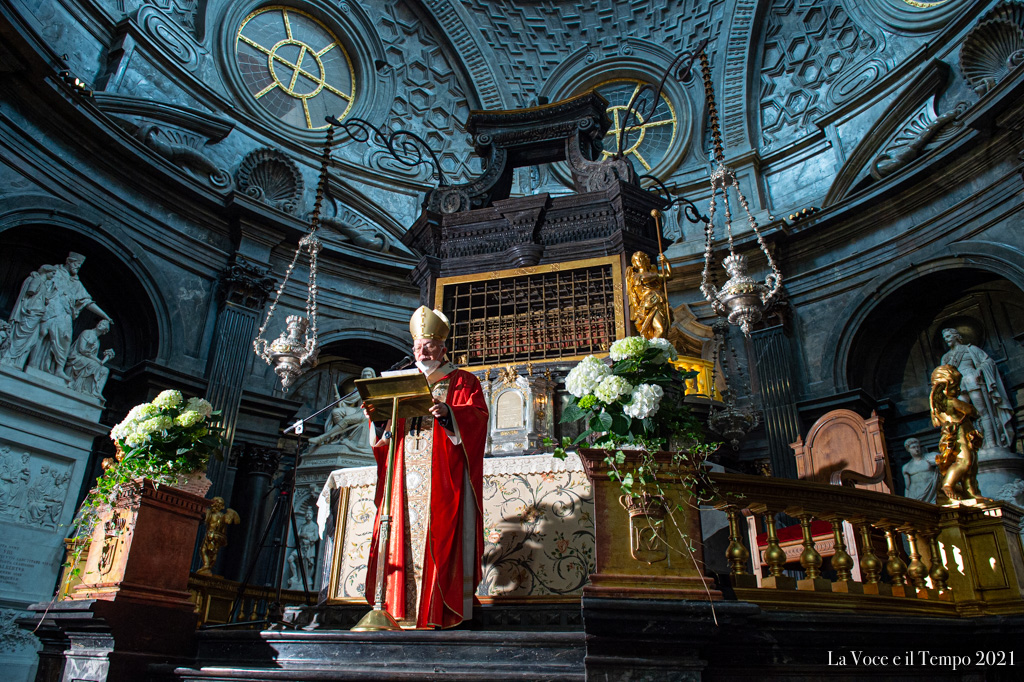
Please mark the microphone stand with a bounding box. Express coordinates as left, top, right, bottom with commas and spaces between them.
271, 356, 413, 623
211, 378, 387, 629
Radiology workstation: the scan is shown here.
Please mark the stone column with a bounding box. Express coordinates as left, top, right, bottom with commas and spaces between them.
749, 324, 801, 479
222, 443, 283, 583
203, 257, 274, 497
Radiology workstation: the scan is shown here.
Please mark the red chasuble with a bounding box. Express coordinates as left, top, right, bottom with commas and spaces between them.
365, 367, 487, 628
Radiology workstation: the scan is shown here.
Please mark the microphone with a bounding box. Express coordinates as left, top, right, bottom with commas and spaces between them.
387, 355, 414, 371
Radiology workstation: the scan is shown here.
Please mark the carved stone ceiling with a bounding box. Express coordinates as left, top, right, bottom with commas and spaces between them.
458, 0, 725, 107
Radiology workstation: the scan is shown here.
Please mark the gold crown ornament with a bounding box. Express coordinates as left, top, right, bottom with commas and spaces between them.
409, 306, 450, 342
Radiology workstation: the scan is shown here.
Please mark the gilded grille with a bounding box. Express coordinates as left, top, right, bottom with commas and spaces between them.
436, 257, 625, 368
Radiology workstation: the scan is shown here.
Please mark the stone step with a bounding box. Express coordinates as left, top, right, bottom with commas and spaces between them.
171, 629, 586, 681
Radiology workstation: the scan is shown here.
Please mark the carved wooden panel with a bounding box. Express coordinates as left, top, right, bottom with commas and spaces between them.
791, 408, 893, 494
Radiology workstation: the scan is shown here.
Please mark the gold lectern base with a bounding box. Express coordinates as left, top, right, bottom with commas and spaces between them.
350, 607, 402, 631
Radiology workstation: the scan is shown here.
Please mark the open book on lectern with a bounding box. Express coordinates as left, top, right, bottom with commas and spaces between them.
354, 369, 434, 421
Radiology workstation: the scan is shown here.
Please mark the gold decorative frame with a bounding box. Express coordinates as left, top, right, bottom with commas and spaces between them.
434, 255, 626, 372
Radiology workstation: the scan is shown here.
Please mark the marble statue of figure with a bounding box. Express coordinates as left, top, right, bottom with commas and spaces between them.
286, 508, 320, 590
929, 364, 990, 504
21, 464, 68, 528
0, 320, 10, 356
297, 507, 319, 581
308, 367, 377, 450
625, 250, 673, 340
0, 448, 32, 519
66, 319, 115, 397
901, 437, 938, 504
1, 265, 55, 369
197, 496, 241, 576
285, 551, 302, 590
25, 253, 113, 379
939, 328, 1015, 452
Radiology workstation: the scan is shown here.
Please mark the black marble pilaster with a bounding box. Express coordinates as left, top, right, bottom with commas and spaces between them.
750, 324, 802, 479
222, 443, 284, 584
203, 258, 274, 497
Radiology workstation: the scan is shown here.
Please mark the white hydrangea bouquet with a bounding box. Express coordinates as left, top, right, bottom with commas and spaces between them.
68, 390, 223, 559
554, 336, 716, 496
108, 389, 221, 476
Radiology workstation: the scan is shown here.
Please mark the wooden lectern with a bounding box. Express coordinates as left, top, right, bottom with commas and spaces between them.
349, 370, 433, 631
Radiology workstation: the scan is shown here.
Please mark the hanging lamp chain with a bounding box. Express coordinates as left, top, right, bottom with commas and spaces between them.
697, 48, 783, 334
252, 127, 335, 383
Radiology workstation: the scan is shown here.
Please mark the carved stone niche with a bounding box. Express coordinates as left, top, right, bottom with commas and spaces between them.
236, 148, 304, 214
484, 366, 555, 457
960, 1, 1024, 96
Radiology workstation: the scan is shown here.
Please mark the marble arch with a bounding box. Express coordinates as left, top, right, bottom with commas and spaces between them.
822, 241, 1024, 394
0, 208, 168, 368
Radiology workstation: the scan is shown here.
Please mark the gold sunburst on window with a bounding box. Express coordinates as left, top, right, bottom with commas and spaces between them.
595, 79, 677, 173
236, 6, 355, 130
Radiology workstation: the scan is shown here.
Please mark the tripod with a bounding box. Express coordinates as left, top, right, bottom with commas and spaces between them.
211, 357, 415, 629
214, 392, 354, 629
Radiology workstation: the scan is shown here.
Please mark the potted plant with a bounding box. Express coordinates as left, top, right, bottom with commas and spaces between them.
62, 389, 224, 597
552, 336, 721, 600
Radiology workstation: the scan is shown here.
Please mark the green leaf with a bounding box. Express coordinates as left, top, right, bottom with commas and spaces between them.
560, 401, 586, 423
614, 451, 626, 465
610, 412, 631, 435
572, 429, 594, 446
593, 411, 613, 432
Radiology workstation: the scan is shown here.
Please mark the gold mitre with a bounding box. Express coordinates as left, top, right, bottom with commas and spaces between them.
410, 306, 450, 341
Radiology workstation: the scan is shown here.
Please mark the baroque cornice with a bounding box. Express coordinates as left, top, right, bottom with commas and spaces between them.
416, 0, 509, 109
91, 93, 234, 142
720, 0, 759, 152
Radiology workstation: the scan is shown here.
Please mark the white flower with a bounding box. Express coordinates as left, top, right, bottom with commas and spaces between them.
609, 336, 649, 361
648, 337, 678, 364
185, 397, 213, 419
139, 415, 173, 435
623, 383, 664, 419
565, 356, 611, 398
175, 410, 204, 428
595, 375, 633, 404
153, 389, 182, 409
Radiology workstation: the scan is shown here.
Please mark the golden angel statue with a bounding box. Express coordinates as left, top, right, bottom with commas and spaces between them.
196, 496, 241, 576
929, 365, 991, 504
626, 250, 672, 339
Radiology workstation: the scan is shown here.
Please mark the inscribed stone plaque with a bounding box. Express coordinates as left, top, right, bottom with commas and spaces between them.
495, 391, 524, 430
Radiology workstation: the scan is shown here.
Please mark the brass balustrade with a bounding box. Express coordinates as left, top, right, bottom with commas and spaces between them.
711, 472, 1024, 617
187, 573, 311, 626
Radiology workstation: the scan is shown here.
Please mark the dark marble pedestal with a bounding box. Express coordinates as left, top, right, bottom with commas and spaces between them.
23, 598, 199, 682
169, 628, 586, 681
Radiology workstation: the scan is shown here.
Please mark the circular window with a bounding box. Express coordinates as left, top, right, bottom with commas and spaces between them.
235, 6, 355, 130
595, 79, 677, 173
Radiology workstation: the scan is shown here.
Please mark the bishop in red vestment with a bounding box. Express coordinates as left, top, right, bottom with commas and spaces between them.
364, 306, 488, 628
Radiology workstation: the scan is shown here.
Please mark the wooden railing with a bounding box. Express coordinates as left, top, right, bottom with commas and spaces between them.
710, 472, 1024, 617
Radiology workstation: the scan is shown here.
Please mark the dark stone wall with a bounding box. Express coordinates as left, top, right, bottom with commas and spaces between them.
1, 0, 1021, 594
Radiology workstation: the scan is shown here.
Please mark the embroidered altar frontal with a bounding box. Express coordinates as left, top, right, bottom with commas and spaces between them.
321, 453, 594, 604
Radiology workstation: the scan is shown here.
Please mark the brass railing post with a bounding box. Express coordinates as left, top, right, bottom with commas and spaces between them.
850, 516, 889, 595
902, 525, 930, 596
751, 504, 795, 590
790, 509, 830, 592
822, 514, 860, 594
724, 507, 756, 588
924, 529, 951, 599
880, 525, 910, 597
